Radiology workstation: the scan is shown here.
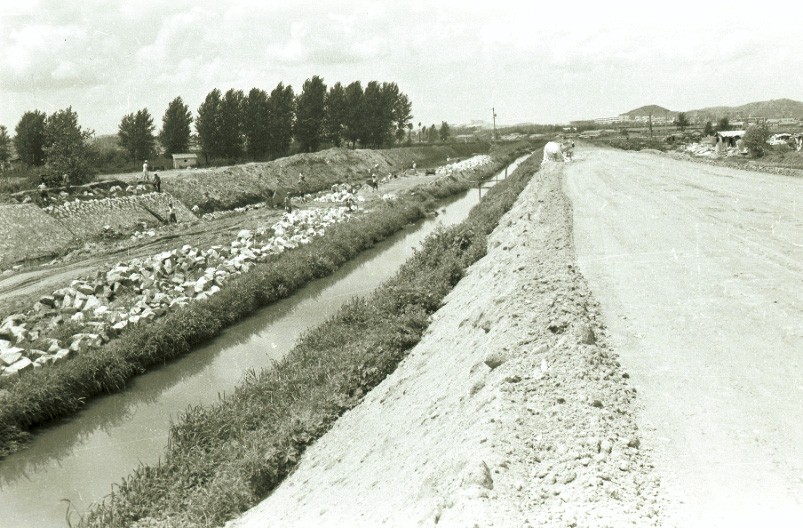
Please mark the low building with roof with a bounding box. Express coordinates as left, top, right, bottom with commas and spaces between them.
172, 153, 198, 169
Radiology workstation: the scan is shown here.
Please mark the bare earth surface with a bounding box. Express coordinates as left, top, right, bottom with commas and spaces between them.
228, 162, 662, 528
566, 146, 803, 527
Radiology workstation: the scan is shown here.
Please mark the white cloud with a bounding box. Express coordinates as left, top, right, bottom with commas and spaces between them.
0, 0, 801, 132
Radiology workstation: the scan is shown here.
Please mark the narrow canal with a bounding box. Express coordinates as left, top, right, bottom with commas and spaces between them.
0, 155, 531, 526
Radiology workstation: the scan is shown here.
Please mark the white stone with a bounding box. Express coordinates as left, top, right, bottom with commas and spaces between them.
3, 357, 33, 375
83, 295, 102, 311
0, 349, 24, 366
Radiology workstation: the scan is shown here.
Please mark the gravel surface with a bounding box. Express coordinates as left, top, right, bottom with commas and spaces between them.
566, 145, 803, 527
227, 161, 662, 527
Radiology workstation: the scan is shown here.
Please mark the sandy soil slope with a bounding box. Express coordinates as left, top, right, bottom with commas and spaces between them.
227, 162, 662, 528
566, 146, 803, 527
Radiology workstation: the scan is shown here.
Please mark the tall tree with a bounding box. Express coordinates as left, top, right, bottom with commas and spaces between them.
742, 123, 771, 157
439, 121, 450, 142
266, 82, 295, 158
160, 97, 193, 157
243, 88, 270, 159
362, 81, 390, 147
717, 117, 730, 131
379, 82, 401, 146
394, 93, 413, 144
44, 107, 93, 183
343, 81, 364, 148
674, 112, 689, 131
14, 110, 47, 165
324, 82, 347, 147
295, 75, 327, 152
218, 89, 245, 159
427, 124, 437, 143
703, 121, 714, 136
118, 108, 155, 161
0, 126, 10, 162
196, 88, 223, 162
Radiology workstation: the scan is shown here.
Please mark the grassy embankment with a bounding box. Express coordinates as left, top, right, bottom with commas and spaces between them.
0, 141, 536, 459
79, 148, 543, 528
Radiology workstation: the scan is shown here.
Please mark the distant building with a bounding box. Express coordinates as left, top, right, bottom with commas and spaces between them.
594, 115, 631, 125
716, 130, 746, 147
767, 117, 798, 126
172, 153, 198, 169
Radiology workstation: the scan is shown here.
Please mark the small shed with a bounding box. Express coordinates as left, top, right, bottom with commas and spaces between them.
172, 153, 198, 169
716, 130, 745, 147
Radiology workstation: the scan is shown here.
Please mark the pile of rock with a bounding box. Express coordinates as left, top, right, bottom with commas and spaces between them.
683, 143, 716, 158
314, 189, 364, 204
201, 202, 267, 220
435, 154, 492, 175
131, 229, 158, 241
0, 205, 357, 377
40, 184, 150, 212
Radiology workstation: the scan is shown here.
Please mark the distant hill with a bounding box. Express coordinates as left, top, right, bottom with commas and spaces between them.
621, 105, 677, 118
685, 98, 803, 120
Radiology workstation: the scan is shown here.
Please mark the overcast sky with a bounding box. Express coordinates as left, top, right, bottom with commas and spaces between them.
1, 0, 801, 136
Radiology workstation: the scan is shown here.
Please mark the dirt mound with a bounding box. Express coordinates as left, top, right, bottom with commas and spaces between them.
228, 162, 662, 527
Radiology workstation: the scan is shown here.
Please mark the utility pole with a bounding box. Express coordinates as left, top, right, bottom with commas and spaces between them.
492, 107, 498, 141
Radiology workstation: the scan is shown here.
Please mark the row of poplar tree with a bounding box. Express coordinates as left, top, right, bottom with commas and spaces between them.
125, 76, 413, 163
4, 77, 414, 181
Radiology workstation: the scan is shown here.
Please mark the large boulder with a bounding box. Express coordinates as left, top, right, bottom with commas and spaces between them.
38, 295, 57, 308
3, 357, 33, 376
0, 348, 24, 366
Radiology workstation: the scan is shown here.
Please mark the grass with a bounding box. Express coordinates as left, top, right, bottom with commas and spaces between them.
0, 141, 537, 460
78, 148, 543, 528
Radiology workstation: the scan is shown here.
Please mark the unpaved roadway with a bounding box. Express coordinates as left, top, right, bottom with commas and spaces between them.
566, 145, 803, 527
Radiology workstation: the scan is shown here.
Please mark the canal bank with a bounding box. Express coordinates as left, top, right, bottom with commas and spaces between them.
0, 155, 533, 527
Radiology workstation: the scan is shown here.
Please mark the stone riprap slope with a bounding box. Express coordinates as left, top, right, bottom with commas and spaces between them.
435, 154, 492, 174
0, 204, 77, 269
1, 145, 490, 271
164, 145, 489, 211
46, 192, 196, 239
0, 204, 356, 378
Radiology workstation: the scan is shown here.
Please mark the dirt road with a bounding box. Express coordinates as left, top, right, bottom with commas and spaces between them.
566, 146, 803, 527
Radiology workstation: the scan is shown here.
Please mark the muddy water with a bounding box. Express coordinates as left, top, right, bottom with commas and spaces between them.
0, 155, 530, 527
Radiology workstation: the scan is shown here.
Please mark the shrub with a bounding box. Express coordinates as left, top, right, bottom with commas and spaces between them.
743, 123, 771, 157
